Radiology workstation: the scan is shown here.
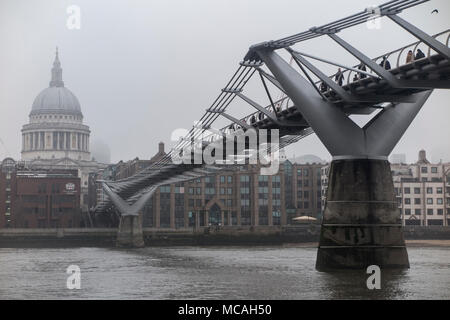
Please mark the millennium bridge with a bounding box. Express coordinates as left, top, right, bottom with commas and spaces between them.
95, 0, 450, 270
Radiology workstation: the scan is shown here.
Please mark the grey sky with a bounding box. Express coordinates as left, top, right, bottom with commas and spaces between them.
0, 0, 449, 164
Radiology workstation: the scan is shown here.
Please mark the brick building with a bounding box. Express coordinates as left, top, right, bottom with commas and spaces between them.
0, 158, 82, 228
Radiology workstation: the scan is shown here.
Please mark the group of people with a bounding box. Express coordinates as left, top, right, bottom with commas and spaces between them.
406, 48, 426, 63
319, 48, 426, 92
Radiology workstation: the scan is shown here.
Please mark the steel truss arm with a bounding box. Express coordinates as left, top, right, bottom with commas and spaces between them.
292, 50, 376, 78
207, 109, 253, 129
256, 48, 433, 159
289, 50, 417, 103
328, 33, 450, 89
256, 68, 287, 94
327, 33, 402, 87
235, 92, 278, 122
102, 183, 156, 216
387, 14, 450, 59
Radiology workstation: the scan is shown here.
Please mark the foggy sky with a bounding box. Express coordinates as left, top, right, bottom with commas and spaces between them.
0, 0, 449, 164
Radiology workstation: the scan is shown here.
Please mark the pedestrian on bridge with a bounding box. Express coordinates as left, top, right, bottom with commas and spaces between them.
380, 56, 391, 70
406, 50, 414, 63
335, 68, 344, 86
415, 49, 425, 60
358, 64, 367, 79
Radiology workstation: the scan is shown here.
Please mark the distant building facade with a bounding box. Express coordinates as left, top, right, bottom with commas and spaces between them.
392, 150, 450, 226
90, 143, 325, 228
390, 153, 407, 164
0, 158, 82, 228
320, 150, 450, 226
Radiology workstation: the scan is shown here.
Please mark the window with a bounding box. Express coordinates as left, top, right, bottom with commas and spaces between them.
227, 188, 232, 195
189, 188, 194, 194
160, 186, 171, 193
421, 167, 428, 173
414, 187, 421, 194
297, 168, 302, 176
404, 187, 410, 194
431, 167, 438, 173
414, 209, 421, 215
426, 187, 433, 194
241, 199, 250, 206
240, 175, 250, 182
196, 187, 201, 195
258, 187, 268, 194
404, 198, 411, 205
437, 198, 443, 205
414, 198, 421, 205
227, 176, 232, 183
427, 209, 433, 215
220, 176, 225, 183
404, 209, 411, 215
427, 198, 433, 204
220, 188, 225, 195
437, 209, 443, 215
240, 187, 249, 194
437, 187, 443, 194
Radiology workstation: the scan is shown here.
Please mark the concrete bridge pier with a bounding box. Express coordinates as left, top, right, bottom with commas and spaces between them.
256, 48, 433, 270
117, 213, 144, 248
101, 183, 156, 248
315, 159, 408, 270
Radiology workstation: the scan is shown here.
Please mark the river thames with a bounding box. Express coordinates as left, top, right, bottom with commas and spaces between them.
0, 244, 449, 299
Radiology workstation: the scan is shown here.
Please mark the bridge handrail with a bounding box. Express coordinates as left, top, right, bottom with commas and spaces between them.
316, 29, 450, 89
218, 29, 450, 136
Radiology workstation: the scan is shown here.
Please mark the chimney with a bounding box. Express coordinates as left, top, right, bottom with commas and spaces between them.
418, 149, 426, 162
158, 142, 164, 154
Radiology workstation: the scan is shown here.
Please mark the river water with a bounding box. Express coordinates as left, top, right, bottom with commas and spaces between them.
0, 245, 448, 299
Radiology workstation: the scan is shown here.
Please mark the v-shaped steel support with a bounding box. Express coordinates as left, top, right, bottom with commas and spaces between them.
256, 49, 433, 160
102, 183, 157, 216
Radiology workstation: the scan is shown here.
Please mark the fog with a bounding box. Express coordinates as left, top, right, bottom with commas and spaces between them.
0, 0, 449, 164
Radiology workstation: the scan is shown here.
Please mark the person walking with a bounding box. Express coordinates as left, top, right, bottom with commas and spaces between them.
320, 81, 328, 92
406, 50, 414, 63
415, 49, 425, 60
335, 68, 344, 86
379, 56, 391, 70
358, 64, 367, 79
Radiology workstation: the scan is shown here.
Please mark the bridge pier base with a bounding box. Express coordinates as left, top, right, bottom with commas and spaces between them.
117, 213, 144, 248
316, 159, 409, 271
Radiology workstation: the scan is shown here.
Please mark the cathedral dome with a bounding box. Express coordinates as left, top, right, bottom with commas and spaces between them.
31, 86, 82, 116
30, 48, 82, 116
